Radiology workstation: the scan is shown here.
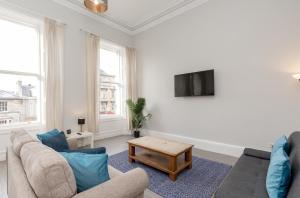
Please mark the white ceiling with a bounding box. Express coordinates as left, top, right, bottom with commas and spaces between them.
53, 0, 209, 35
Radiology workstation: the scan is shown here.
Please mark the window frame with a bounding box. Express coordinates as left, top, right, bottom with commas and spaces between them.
0, 10, 45, 130
99, 41, 126, 121
0, 101, 7, 112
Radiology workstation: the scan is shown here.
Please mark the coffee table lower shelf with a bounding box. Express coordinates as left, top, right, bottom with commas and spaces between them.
128, 146, 192, 181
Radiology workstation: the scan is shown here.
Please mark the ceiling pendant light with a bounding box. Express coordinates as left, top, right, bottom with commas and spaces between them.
84, 0, 108, 14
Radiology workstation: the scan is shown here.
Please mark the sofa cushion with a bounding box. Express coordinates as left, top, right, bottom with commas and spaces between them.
20, 142, 77, 198
7, 147, 36, 198
287, 132, 300, 198
65, 147, 106, 154
37, 129, 61, 141
11, 129, 38, 156
10, 128, 26, 142
214, 154, 269, 198
266, 147, 291, 198
272, 136, 289, 157
60, 152, 110, 193
37, 129, 70, 152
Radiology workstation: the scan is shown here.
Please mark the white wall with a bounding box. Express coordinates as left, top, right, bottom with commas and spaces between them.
134, 0, 300, 154
0, 0, 132, 154
1, 0, 300, 159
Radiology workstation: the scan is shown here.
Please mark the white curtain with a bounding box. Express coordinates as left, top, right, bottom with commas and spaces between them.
44, 18, 64, 130
86, 33, 100, 132
125, 47, 137, 130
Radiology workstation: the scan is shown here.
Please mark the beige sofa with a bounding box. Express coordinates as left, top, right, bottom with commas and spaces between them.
7, 129, 149, 198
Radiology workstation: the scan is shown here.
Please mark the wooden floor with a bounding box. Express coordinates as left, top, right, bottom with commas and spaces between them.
0, 135, 237, 198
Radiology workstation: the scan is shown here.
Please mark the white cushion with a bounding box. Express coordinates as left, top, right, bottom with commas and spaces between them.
20, 142, 77, 198
11, 129, 37, 156
10, 128, 26, 142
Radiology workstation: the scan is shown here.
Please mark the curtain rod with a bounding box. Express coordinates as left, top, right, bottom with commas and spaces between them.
80, 28, 100, 37
1, 1, 132, 48
79, 28, 129, 48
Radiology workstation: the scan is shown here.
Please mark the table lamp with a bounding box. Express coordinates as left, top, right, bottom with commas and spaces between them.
78, 118, 85, 132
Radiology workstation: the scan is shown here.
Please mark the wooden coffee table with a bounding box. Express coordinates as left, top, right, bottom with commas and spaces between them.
127, 136, 193, 181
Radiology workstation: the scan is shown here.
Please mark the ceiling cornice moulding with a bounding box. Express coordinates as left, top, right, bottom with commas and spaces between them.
52, 0, 209, 35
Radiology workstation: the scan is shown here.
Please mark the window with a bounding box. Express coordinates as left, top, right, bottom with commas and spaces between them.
99, 41, 125, 119
0, 101, 7, 112
0, 14, 43, 127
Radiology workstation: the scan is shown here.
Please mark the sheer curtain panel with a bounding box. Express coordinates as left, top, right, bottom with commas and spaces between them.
125, 47, 137, 130
44, 18, 64, 130
86, 33, 100, 132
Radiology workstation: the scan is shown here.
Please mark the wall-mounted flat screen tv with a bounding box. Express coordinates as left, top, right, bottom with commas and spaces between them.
174, 69, 214, 97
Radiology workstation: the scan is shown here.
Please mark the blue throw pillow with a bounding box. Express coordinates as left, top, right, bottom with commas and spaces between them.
37, 130, 69, 152
272, 136, 289, 157
60, 152, 110, 192
37, 129, 60, 141
266, 147, 291, 198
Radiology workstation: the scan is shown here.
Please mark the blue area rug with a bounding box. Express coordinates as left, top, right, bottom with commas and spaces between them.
109, 150, 231, 198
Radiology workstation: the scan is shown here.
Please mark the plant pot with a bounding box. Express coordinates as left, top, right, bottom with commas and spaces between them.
133, 130, 140, 138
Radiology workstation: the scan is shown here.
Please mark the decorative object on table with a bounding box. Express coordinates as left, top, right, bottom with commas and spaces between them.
126, 98, 152, 138
84, 0, 108, 14
109, 150, 230, 198
78, 117, 85, 132
66, 129, 72, 134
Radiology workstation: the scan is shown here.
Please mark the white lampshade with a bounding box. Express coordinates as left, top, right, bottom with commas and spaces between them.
292, 73, 300, 80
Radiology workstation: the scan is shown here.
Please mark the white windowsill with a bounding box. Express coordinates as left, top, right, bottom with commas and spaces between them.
0, 123, 44, 135
100, 116, 126, 122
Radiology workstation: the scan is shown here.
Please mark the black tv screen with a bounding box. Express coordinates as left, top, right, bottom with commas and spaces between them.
174, 70, 214, 97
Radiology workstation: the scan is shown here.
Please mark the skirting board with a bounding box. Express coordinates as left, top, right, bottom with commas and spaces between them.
143, 130, 244, 157
94, 129, 131, 140
0, 149, 6, 161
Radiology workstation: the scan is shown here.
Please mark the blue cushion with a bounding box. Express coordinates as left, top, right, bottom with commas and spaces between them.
37, 129, 60, 141
60, 152, 110, 193
65, 147, 106, 154
266, 147, 291, 198
38, 130, 69, 152
272, 136, 289, 157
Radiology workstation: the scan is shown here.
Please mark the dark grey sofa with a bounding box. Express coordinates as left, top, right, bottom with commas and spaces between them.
214, 131, 300, 198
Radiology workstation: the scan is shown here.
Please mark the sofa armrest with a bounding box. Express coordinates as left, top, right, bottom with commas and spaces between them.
243, 148, 271, 160
73, 168, 149, 198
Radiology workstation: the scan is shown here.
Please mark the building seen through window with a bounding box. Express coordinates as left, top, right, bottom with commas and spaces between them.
0, 15, 42, 126
99, 41, 125, 118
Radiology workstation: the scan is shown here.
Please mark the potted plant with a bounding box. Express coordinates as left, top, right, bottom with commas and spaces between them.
126, 98, 152, 138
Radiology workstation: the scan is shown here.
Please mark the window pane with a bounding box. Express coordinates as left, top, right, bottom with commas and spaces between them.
99, 45, 124, 117
0, 18, 40, 74
100, 48, 121, 83
100, 83, 119, 115
0, 73, 40, 125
